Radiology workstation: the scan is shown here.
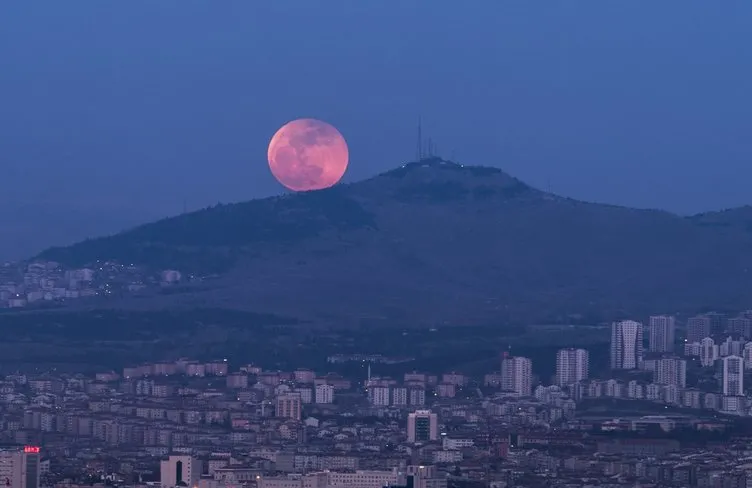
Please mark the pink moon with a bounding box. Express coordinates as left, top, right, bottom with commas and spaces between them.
267, 118, 349, 191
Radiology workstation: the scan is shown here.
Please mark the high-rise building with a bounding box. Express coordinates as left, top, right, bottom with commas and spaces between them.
708, 312, 727, 336
391, 387, 408, 406
722, 355, 744, 396
648, 315, 676, 353
654, 358, 686, 387
720, 336, 745, 357
276, 392, 302, 420
726, 316, 752, 338
314, 384, 334, 404
0, 447, 40, 488
743, 343, 752, 369
610, 320, 644, 370
686, 315, 712, 343
500, 355, 533, 396
370, 386, 391, 406
700, 337, 719, 367
160, 455, 202, 488
407, 410, 438, 443
408, 388, 426, 406
555, 349, 589, 386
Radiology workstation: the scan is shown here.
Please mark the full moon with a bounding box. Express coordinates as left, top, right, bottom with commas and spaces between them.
267, 118, 349, 192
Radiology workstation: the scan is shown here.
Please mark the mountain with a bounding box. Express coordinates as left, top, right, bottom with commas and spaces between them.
38, 158, 752, 326
0, 203, 160, 262
689, 206, 752, 232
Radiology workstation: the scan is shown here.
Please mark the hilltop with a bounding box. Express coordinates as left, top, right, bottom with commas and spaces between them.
38, 158, 752, 326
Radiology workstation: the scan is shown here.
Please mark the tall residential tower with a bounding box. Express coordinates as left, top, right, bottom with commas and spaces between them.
610, 320, 643, 370
722, 355, 744, 396
648, 315, 676, 353
501, 355, 533, 396
555, 349, 589, 386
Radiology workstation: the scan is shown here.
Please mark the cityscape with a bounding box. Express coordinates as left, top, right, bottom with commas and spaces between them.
2, 312, 752, 487
3, 2, 752, 488
0, 261, 182, 309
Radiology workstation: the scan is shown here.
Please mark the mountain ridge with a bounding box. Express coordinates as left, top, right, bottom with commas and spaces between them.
37, 159, 752, 326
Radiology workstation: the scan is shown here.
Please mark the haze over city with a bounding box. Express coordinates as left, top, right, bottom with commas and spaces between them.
2, 1, 752, 259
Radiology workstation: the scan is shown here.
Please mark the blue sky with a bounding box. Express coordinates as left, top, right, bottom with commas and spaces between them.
1, 1, 751, 258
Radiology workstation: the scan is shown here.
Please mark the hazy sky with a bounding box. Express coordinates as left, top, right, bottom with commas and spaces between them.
1, 1, 751, 259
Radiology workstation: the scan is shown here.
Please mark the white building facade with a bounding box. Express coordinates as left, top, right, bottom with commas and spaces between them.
610, 320, 643, 370
555, 348, 589, 387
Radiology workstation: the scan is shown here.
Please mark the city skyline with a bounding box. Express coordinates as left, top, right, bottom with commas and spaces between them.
6, 303, 752, 487
2, 1, 752, 486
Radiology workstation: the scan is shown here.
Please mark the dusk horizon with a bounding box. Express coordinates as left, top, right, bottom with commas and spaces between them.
3, 1, 752, 260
